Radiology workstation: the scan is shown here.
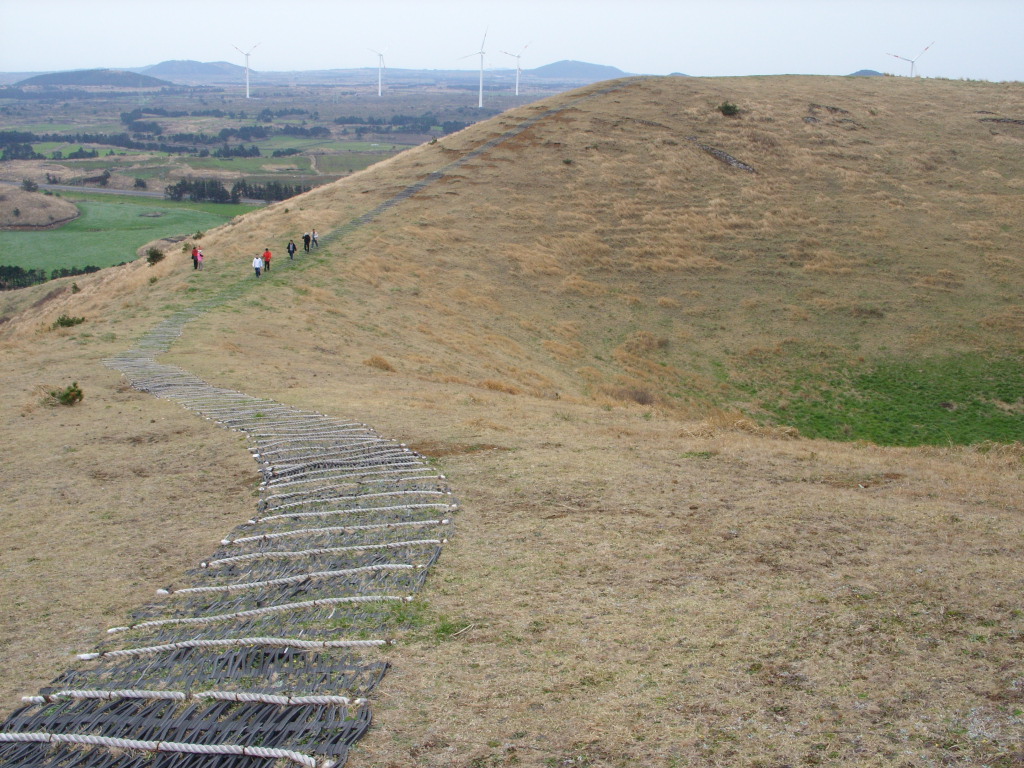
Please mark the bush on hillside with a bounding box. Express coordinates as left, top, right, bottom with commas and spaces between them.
52, 314, 85, 328
47, 381, 83, 406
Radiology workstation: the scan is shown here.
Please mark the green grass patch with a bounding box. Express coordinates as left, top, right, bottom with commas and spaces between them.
754, 354, 1024, 446
0, 198, 239, 272
315, 154, 392, 174
182, 156, 312, 173
60, 191, 258, 217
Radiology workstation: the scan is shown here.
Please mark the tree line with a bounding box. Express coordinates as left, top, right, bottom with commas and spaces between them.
164, 178, 311, 204
334, 113, 471, 134
0, 264, 101, 291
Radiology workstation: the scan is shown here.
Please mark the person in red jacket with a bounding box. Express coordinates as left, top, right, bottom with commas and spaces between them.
262, 247, 272, 272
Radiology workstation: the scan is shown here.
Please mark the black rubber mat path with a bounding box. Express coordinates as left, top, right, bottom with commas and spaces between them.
0, 79, 642, 768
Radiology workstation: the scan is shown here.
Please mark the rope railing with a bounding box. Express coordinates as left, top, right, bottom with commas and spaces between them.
0, 732, 338, 768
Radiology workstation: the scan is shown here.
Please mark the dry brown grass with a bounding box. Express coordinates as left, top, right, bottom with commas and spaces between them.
1, 75, 1023, 767
0, 188, 78, 228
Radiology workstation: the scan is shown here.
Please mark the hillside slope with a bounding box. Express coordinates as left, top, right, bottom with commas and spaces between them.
1, 76, 1022, 767
171, 73, 1024, 443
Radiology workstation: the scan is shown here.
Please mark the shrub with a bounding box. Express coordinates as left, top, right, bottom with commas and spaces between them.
610, 386, 655, 405
21, 178, 38, 192
146, 247, 165, 265
718, 101, 740, 116
133, 177, 147, 189
52, 313, 85, 328
48, 381, 83, 406
481, 379, 520, 395
364, 355, 396, 372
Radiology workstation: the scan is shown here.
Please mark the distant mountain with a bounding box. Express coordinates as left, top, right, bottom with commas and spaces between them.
15, 69, 173, 87
137, 60, 246, 78
849, 69, 884, 77
528, 60, 630, 82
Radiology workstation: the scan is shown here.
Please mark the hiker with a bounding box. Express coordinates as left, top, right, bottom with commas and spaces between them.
302, 232, 311, 252
196, 249, 204, 270
191, 246, 199, 270
311, 229, 319, 248
253, 254, 263, 277
287, 239, 297, 259
262, 247, 272, 272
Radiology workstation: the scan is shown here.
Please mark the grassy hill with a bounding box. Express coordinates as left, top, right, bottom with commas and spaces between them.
1, 75, 1022, 767
15, 69, 173, 87
0, 187, 78, 228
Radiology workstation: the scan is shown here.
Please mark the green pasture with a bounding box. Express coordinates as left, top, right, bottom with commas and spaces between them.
59, 191, 258, 217
14, 123, 80, 132
0, 195, 249, 272
750, 354, 1024, 446
182, 156, 313, 173
315, 153, 394, 174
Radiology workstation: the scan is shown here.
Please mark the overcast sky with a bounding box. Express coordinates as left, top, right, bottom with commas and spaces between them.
1, 0, 1021, 81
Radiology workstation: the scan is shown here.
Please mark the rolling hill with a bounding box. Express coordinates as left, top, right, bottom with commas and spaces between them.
14, 68, 173, 87
528, 59, 631, 81
138, 59, 246, 79
1, 75, 1022, 767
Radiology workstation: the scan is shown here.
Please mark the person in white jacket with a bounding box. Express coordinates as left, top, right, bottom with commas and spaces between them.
253, 255, 264, 277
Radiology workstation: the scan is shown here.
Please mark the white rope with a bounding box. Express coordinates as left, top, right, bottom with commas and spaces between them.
269, 458, 421, 475
203, 538, 446, 568
222, 517, 450, 546
107, 595, 411, 633
263, 482, 444, 504
22, 689, 366, 708
263, 468, 441, 491
258, 435, 381, 451
157, 563, 419, 596
0, 731, 336, 768
22, 689, 186, 703
195, 691, 365, 706
251, 501, 454, 524
78, 635, 393, 661
258, 446, 414, 467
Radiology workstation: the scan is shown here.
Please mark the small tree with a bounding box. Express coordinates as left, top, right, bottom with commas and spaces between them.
21, 178, 38, 192
718, 101, 740, 117
146, 247, 165, 265
134, 177, 147, 189
48, 382, 83, 406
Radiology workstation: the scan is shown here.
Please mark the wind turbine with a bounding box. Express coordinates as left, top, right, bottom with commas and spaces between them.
370, 48, 387, 96
886, 41, 934, 77
461, 29, 488, 108
232, 42, 260, 98
501, 42, 529, 96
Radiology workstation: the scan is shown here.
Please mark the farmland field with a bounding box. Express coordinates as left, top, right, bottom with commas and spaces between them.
0, 193, 253, 271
